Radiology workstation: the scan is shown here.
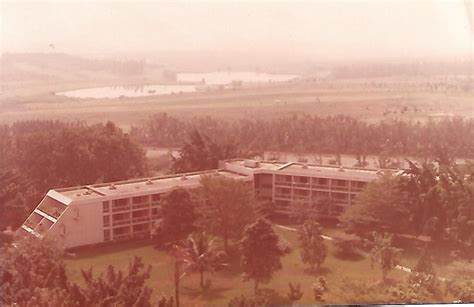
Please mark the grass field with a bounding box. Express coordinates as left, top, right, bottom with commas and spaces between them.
65, 227, 417, 305
2, 76, 473, 131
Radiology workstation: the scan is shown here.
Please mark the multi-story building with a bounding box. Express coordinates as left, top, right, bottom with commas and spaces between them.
20, 159, 396, 249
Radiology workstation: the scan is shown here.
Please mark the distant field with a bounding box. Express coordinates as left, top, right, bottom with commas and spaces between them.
1, 77, 473, 130
64, 226, 462, 305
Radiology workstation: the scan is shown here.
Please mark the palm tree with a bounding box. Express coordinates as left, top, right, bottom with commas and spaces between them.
184, 232, 227, 290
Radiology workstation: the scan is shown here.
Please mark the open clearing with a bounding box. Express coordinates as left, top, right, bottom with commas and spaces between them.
2, 77, 473, 130
64, 227, 463, 305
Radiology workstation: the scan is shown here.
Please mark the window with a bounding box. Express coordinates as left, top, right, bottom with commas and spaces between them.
132, 196, 146, 204
104, 229, 111, 241
103, 216, 110, 227
151, 208, 159, 216
297, 176, 309, 183
317, 178, 328, 185
151, 194, 161, 202
103, 201, 110, 213
113, 198, 128, 206
333, 179, 347, 186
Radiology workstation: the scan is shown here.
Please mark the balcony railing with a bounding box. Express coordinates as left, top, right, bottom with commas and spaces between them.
274, 193, 291, 199
132, 216, 150, 224
331, 186, 350, 191
312, 185, 330, 190
132, 230, 150, 238
132, 203, 150, 210
112, 204, 130, 213
293, 182, 310, 188
24, 218, 40, 229
293, 195, 310, 200
113, 233, 132, 241
274, 181, 292, 187
112, 218, 131, 226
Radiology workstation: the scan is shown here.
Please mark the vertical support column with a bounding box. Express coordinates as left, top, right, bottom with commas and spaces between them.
272, 174, 276, 202
128, 197, 132, 238
348, 180, 352, 206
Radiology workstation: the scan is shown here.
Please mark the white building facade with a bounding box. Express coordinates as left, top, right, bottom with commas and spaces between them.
20, 159, 395, 249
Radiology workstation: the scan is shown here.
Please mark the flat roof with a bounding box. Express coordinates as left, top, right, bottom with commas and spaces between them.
56, 170, 249, 202
281, 163, 381, 181
223, 159, 394, 181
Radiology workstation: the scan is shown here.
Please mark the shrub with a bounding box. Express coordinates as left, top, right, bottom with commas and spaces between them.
313, 277, 328, 301
287, 282, 303, 302
277, 235, 293, 254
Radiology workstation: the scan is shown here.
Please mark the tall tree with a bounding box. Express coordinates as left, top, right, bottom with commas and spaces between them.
199, 175, 256, 252
12, 120, 146, 192
157, 188, 197, 244
170, 244, 191, 307
297, 221, 328, 272
341, 173, 410, 235
171, 130, 242, 173
240, 218, 284, 293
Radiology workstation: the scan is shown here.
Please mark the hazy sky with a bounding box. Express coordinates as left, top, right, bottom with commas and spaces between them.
1, 0, 473, 60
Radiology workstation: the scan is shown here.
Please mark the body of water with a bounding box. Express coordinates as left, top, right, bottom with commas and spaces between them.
56, 84, 197, 99
56, 71, 299, 99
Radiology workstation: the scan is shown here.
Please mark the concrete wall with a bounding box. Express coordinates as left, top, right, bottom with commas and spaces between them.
49, 201, 103, 249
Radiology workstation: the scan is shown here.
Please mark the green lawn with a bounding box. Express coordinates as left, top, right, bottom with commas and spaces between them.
64, 227, 415, 305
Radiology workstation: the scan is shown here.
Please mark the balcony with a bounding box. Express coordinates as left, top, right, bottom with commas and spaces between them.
312, 184, 330, 190
331, 185, 350, 192
132, 230, 150, 238
112, 204, 130, 213
274, 193, 291, 199
132, 202, 150, 210
293, 182, 310, 189
274, 181, 292, 187
38, 202, 66, 219
112, 218, 131, 226
132, 216, 150, 224
293, 194, 310, 200
113, 233, 132, 241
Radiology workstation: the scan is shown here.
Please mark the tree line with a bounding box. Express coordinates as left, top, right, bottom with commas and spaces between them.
0, 120, 146, 230
341, 160, 474, 260
131, 113, 474, 161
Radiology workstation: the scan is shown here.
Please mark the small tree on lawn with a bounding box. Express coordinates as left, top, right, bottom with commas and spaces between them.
240, 218, 284, 293
313, 277, 328, 302
369, 232, 401, 282
170, 244, 191, 307
407, 250, 439, 297
287, 282, 303, 302
158, 188, 197, 244
297, 221, 328, 272
412, 249, 435, 276
184, 231, 226, 290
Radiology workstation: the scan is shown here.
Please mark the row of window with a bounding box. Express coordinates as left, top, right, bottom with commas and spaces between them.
103, 194, 162, 213
103, 223, 151, 241
273, 176, 366, 187
103, 208, 159, 227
